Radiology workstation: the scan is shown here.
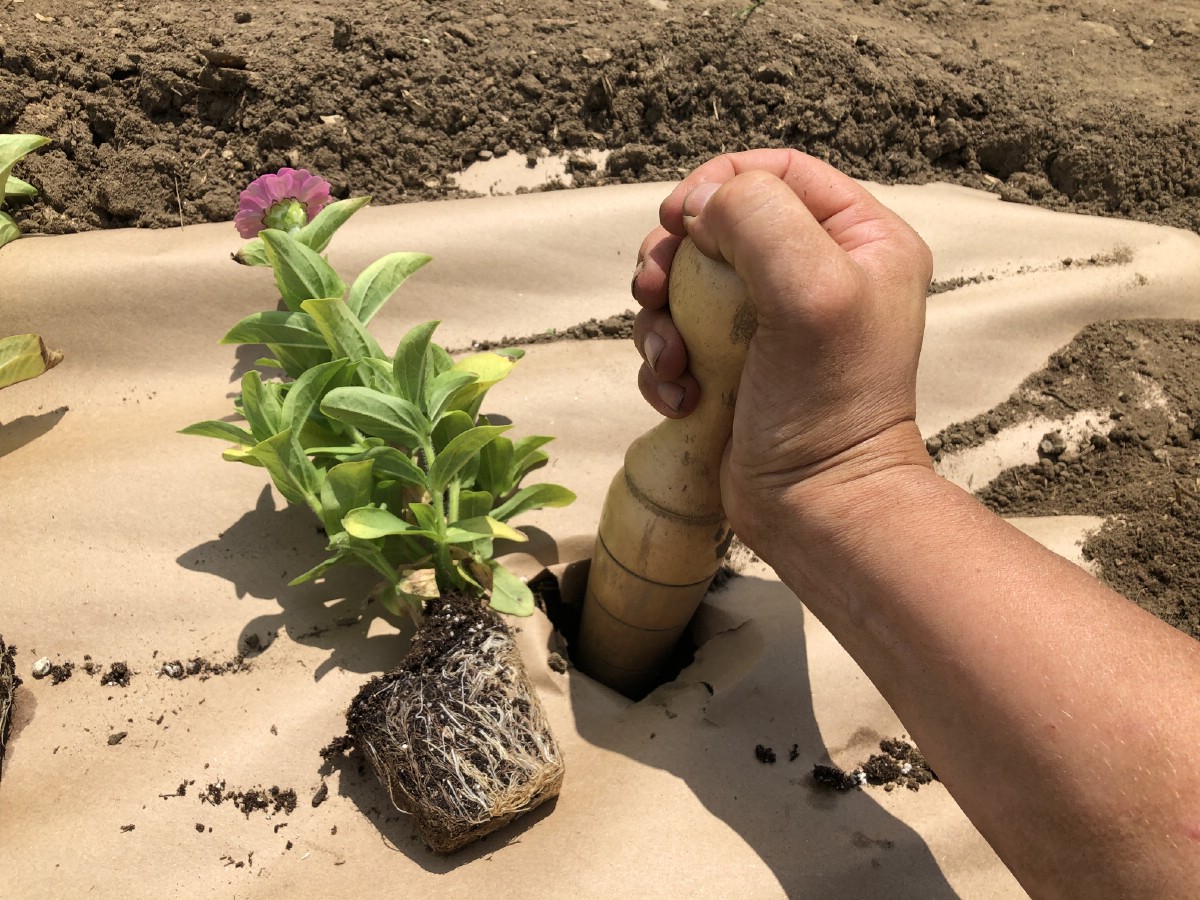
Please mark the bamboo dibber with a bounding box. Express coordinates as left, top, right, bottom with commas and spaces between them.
577, 237, 755, 697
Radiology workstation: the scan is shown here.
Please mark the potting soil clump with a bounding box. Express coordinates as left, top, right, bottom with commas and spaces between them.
347, 592, 564, 854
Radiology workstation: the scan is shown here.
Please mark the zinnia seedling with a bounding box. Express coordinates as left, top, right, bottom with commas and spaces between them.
185, 169, 575, 619
187, 168, 572, 853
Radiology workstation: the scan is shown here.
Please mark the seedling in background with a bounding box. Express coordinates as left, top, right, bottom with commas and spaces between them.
1, 135, 62, 391
0, 134, 49, 249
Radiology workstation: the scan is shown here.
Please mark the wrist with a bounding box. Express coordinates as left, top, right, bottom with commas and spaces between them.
738, 421, 938, 603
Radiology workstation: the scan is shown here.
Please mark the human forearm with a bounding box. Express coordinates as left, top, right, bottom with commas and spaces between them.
766, 463, 1200, 897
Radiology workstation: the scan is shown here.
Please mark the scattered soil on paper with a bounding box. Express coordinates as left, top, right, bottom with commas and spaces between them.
812, 737, 938, 793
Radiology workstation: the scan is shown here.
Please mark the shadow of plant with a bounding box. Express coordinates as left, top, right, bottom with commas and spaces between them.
0, 405, 68, 459
176, 484, 415, 679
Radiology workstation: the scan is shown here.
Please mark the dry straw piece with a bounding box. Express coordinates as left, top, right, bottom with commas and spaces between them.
348, 592, 564, 853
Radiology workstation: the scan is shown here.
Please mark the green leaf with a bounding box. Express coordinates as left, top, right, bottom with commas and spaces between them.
355, 357, 395, 393
0, 211, 20, 249
280, 358, 351, 431
266, 344, 333, 379
4, 176, 37, 198
375, 583, 407, 617
428, 424, 510, 495
446, 351, 518, 411
221, 311, 327, 349
233, 239, 270, 267
491, 482, 576, 522
239, 371, 285, 442
343, 506, 417, 540
297, 413, 343, 452
178, 420, 257, 446
432, 410, 474, 453
288, 552, 349, 586
426, 370, 479, 424
295, 196, 371, 254
457, 489, 494, 521
0, 134, 49, 201
260, 228, 346, 312
512, 435, 555, 481
327, 531, 399, 582
446, 516, 527, 544
320, 459, 375, 533
392, 321, 439, 406
301, 297, 385, 361
455, 559, 485, 591
408, 502, 441, 534
0, 333, 61, 390
221, 446, 264, 467
487, 561, 535, 617
246, 429, 320, 508
254, 357, 285, 369
321, 386, 430, 448
425, 343, 454, 388
476, 433, 515, 498
345, 252, 432, 323
360, 446, 427, 489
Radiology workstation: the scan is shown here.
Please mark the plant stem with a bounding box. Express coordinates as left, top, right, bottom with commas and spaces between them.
421, 436, 456, 592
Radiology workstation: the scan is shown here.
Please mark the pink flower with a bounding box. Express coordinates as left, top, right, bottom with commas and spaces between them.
234, 167, 332, 239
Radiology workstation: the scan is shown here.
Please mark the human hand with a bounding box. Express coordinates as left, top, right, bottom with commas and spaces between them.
631, 149, 935, 563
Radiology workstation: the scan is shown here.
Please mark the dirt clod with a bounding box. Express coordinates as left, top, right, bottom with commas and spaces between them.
101, 662, 131, 688
311, 782, 329, 808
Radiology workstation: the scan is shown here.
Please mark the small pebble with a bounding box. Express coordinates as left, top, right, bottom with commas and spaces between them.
32, 656, 52, 678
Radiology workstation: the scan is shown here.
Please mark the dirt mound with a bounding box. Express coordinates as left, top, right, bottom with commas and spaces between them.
3, 0, 1199, 235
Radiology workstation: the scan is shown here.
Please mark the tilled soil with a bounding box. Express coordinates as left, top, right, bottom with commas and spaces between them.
3, 0, 1199, 235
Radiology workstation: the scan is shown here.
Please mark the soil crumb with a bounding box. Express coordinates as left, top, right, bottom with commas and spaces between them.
813, 738, 938, 793
160, 656, 250, 680
100, 661, 132, 687
200, 780, 298, 817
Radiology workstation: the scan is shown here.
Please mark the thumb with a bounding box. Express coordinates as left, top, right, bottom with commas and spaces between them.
679, 171, 865, 332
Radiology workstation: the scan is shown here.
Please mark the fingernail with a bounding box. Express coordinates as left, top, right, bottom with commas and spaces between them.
682, 182, 720, 220
643, 333, 665, 373
657, 382, 685, 412
630, 259, 645, 295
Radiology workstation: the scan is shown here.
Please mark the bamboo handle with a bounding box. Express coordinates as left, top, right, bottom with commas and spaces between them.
577, 238, 755, 696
